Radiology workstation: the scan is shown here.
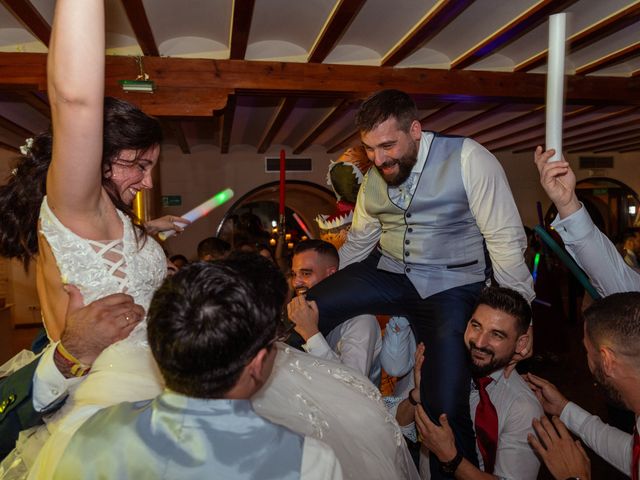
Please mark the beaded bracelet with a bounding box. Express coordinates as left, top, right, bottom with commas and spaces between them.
55, 342, 91, 377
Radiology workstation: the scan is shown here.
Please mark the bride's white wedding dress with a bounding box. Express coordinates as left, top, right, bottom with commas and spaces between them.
3, 198, 419, 479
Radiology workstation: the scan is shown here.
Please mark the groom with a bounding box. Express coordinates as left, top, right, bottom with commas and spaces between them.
53, 256, 342, 479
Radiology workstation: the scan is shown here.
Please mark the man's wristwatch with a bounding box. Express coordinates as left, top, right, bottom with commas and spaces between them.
440, 450, 463, 475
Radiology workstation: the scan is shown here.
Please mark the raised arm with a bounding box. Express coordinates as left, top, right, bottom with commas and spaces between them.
46, 0, 106, 220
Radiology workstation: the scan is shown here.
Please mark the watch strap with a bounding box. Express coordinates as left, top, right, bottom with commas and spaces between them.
440, 450, 463, 475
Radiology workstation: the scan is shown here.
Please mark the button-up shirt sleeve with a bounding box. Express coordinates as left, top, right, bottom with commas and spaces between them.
552, 205, 640, 296
560, 401, 632, 475
304, 316, 381, 379
303, 333, 341, 363
33, 342, 81, 412
493, 390, 543, 480
338, 174, 382, 268
461, 139, 535, 303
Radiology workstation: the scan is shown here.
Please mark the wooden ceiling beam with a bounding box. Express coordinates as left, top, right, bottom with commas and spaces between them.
442, 103, 511, 134
419, 103, 457, 126
576, 41, 640, 75
161, 119, 191, 154
229, 0, 256, 59
0, 0, 50, 46
0, 114, 34, 139
484, 105, 596, 150
308, 0, 366, 63
563, 118, 639, 145
508, 121, 640, 153
293, 99, 354, 154
120, 0, 159, 56
468, 106, 544, 138
515, 3, 640, 72
567, 129, 640, 153
327, 130, 360, 154
220, 94, 236, 154
0, 140, 19, 153
381, 0, 474, 67
562, 106, 639, 135
592, 139, 640, 153
619, 142, 640, 152
2, 53, 639, 106
7, 90, 50, 119
104, 86, 231, 117
565, 126, 640, 151
257, 97, 297, 153
452, 0, 578, 70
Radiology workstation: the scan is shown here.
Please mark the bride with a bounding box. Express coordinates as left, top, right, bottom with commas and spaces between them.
0, 1, 418, 479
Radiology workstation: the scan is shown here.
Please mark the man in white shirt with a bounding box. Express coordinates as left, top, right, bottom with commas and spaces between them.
54, 256, 342, 480
410, 286, 542, 479
0, 286, 144, 460
307, 89, 534, 479
287, 240, 382, 384
534, 146, 640, 295
527, 292, 640, 480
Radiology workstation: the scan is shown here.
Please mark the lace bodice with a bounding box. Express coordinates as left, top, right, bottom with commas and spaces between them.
39, 197, 166, 340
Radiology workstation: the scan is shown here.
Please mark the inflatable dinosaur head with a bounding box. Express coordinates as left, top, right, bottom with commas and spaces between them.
316, 146, 372, 249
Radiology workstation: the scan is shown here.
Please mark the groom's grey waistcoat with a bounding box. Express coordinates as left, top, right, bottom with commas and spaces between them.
363, 133, 490, 298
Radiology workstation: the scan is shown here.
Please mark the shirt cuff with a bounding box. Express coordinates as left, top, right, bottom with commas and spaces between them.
302, 333, 333, 358
550, 204, 593, 242
32, 342, 81, 412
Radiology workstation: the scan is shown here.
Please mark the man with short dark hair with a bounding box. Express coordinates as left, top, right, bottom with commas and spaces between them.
196, 236, 231, 261
308, 89, 534, 478
527, 292, 640, 480
287, 240, 382, 383
400, 287, 542, 479
53, 258, 343, 479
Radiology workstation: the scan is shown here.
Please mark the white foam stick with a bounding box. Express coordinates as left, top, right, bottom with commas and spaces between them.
158, 188, 234, 240
546, 13, 567, 163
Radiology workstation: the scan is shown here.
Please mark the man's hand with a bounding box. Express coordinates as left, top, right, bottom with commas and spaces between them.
534, 146, 581, 219
523, 373, 569, 416
528, 416, 591, 480
415, 406, 458, 464
59, 285, 144, 371
504, 324, 533, 378
287, 296, 320, 341
144, 215, 191, 236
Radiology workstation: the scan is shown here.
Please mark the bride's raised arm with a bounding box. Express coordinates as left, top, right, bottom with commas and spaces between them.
46, 0, 106, 222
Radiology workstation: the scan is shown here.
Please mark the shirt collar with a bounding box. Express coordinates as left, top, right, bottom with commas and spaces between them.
412, 131, 433, 175
472, 368, 506, 390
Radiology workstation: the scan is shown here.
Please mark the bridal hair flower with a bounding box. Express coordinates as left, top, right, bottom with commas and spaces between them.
19, 137, 34, 156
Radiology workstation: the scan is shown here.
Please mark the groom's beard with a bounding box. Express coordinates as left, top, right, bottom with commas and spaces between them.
376, 141, 418, 187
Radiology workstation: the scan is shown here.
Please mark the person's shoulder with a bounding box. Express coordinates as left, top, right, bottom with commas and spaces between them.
74, 399, 152, 440
502, 371, 543, 415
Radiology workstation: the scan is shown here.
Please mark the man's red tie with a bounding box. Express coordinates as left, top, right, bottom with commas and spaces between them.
632, 425, 639, 480
475, 376, 498, 474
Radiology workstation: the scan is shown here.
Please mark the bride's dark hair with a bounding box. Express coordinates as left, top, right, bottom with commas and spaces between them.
0, 97, 162, 268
